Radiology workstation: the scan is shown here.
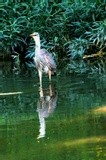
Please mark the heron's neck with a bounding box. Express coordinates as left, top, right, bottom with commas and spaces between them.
34, 37, 41, 53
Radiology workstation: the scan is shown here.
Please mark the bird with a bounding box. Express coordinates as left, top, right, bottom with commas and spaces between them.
30, 32, 56, 87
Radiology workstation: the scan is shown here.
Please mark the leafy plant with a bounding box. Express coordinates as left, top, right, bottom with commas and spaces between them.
0, 1, 106, 74
65, 38, 89, 59
86, 21, 106, 48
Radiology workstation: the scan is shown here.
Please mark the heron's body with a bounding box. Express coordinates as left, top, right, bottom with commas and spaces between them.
34, 48, 56, 73
30, 32, 56, 86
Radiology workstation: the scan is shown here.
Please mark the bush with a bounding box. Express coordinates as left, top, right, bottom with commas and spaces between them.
0, 1, 106, 73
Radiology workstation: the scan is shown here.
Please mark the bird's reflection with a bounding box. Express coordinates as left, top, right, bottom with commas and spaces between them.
37, 85, 57, 139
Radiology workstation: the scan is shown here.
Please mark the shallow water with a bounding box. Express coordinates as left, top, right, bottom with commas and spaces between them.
0, 71, 106, 160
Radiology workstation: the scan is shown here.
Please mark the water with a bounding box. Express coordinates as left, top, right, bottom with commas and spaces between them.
0, 71, 106, 160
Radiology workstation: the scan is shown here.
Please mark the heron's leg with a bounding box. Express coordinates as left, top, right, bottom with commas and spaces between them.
48, 84, 52, 112
38, 69, 42, 87
39, 86, 43, 98
49, 84, 52, 96
48, 70, 51, 82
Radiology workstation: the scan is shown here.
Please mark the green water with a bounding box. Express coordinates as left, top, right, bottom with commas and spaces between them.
0, 72, 106, 160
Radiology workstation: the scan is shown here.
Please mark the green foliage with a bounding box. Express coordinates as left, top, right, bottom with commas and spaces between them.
65, 38, 89, 59
1, 3, 30, 53
86, 21, 106, 48
0, 1, 106, 73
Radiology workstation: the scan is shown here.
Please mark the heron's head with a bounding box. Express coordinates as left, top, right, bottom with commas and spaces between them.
30, 32, 39, 38
30, 32, 40, 45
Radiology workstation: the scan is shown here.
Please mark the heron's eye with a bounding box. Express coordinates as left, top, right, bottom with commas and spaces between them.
34, 33, 38, 36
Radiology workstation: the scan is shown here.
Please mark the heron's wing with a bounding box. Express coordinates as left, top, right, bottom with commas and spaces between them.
40, 49, 56, 71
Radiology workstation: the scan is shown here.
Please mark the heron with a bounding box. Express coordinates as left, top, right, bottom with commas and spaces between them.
30, 32, 56, 87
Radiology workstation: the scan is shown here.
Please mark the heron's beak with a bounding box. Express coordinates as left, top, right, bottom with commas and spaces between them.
30, 34, 33, 37
30, 33, 37, 37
